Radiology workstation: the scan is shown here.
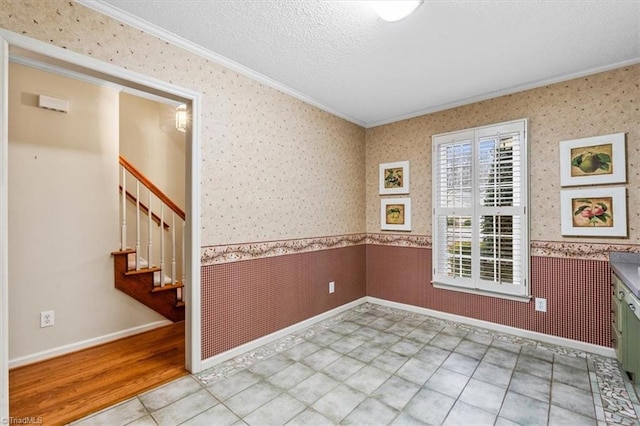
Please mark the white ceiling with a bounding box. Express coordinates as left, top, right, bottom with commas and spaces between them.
80, 0, 640, 127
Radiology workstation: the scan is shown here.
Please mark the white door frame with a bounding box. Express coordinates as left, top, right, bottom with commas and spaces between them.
0, 29, 202, 419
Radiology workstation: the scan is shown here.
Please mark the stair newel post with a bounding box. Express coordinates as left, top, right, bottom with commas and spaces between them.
147, 187, 152, 270
135, 180, 141, 271
171, 213, 176, 286
120, 166, 127, 251
160, 204, 165, 284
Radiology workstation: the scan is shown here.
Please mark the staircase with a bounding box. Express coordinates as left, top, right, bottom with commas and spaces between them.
112, 155, 185, 322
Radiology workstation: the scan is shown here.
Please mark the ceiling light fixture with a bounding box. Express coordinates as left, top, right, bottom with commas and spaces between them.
370, 0, 424, 22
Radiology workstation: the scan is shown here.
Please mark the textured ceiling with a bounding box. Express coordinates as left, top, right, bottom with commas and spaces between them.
81, 0, 640, 127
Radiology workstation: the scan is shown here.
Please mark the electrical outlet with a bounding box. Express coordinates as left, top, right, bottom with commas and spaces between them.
329, 281, 335, 294
534, 298, 547, 312
40, 310, 54, 328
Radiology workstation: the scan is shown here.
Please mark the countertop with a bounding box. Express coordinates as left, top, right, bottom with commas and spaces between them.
610, 252, 640, 298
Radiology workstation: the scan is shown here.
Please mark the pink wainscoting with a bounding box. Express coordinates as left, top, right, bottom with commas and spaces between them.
201, 245, 366, 358
366, 245, 611, 347
201, 243, 611, 359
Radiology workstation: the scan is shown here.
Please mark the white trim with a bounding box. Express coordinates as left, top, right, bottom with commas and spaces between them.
367, 297, 615, 358
8, 321, 172, 369
0, 29, 203, 377
431, 282, 531, 303
0, 30, 199, 102
200, 294, 614, 375
0, 36, 9, 421
367, 57, 640, 128
10, 54, 183, 108
185, 100, 202, 373
200, 298, 368, 371
10, 54, 122, 92
432, 119, 529, 298
75, 0, 366, 128
67, 2, 640, 129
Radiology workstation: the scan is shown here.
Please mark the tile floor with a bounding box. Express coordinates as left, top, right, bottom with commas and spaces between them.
73, 303, 640, 425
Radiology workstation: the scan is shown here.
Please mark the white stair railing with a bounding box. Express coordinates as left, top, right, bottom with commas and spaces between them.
181, 221, 186, 302
118, 155, 186, 293
171, 213, 176, 286
160, 204, 165, 283
135, 181, 141, 271
120, 167, 127, 250
147, 185, 153, 269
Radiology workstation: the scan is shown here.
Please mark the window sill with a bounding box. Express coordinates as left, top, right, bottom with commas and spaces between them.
431, 281, 532, 303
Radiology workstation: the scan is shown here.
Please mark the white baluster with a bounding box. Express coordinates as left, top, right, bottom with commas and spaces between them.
121, 166, 127, 250
181, 220, 185, 302
147, 188, 152, 269
135, 181, 141, 270
160, 204, 165, 286
182, 221, 185, 284
171, 213, 176, 286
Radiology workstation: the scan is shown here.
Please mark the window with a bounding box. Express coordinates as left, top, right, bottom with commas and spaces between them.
432, 119, 529, 299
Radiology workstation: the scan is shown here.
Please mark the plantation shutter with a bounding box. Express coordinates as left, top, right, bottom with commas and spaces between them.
433, 120, 528, 298
433, 131, 475, 290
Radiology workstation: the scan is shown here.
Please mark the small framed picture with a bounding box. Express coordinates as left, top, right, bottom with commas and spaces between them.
559, 133, 626, 187
379, 161, 410, 195
560, 187, 627, 237
381, 198, 411, 232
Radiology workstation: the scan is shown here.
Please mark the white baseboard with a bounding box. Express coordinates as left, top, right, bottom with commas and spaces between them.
8, 320, 173, 369
367, 297, 615, 358
200, 297, 368, 371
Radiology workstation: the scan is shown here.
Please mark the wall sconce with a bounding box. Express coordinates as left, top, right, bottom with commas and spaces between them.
370, 0, 424, 22
175, 104, 187, 133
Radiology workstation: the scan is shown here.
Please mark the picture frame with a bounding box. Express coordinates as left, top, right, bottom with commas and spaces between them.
381, 198, 412, 232
379, 161, 410, 195
560, 187, 627, 237
559, 132, 626, 187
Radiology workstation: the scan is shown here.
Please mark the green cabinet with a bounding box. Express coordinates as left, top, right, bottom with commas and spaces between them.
612, 273, 626, 367
613, 272, 640, 382
624, 289, 640, 381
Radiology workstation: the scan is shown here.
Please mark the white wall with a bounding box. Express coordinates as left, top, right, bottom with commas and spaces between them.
8, 63, 165, 361
119, 92, 185, 278
119, 92, 185, 208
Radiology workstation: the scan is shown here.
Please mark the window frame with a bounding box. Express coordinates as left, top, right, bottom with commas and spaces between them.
431, 119, 530, 301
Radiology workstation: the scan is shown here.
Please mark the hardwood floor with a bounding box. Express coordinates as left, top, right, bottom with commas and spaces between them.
9, 322, 187, 425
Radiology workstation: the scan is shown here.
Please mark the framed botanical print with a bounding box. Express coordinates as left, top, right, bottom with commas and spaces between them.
559, 133, 626, 186
381, 198, 411, 231
560, 187, 627, 237
379, 161, 410, 195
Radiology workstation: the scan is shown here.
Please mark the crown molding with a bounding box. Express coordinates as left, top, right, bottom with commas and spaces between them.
367, 57, 640, 128
75, 1, 640, 129
75, 0, 367, 127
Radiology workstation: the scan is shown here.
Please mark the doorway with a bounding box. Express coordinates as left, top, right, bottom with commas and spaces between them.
0, 30, 203, 419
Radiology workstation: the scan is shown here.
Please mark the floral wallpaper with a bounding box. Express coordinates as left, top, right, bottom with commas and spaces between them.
366, 65, 640, 245
2, 0, 638, 252
1, 0, 366, 247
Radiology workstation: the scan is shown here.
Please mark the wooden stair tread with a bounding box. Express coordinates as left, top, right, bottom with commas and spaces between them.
112, 248, 184, 322
151, 283, 184, 293
125, 266, 161, 276
111, 249, 136, 256
175, 301, 185, 308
